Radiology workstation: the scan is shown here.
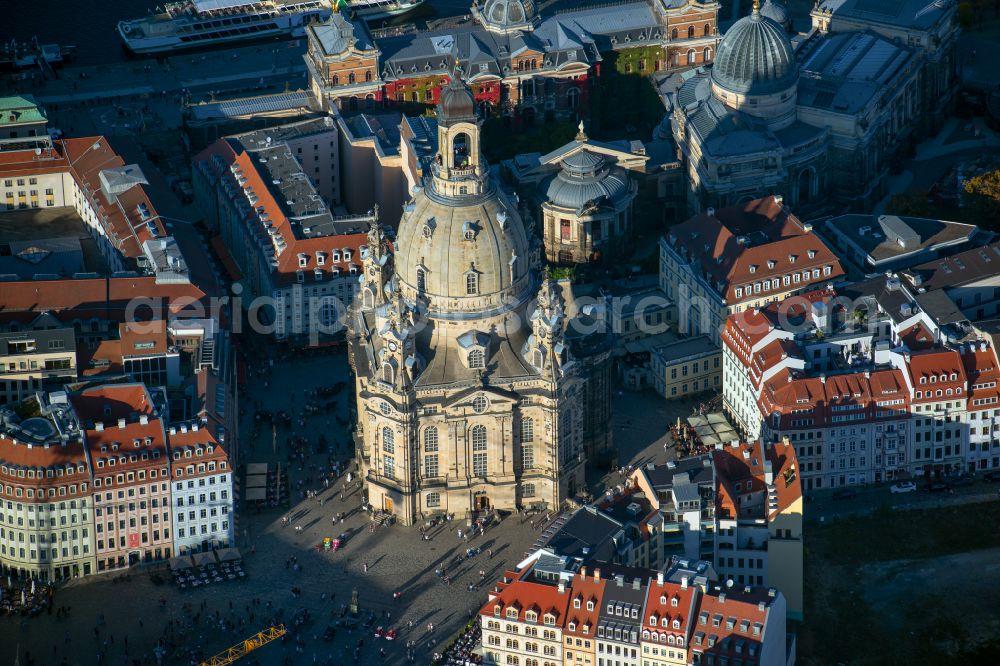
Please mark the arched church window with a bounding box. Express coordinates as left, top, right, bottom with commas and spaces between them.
348, 72, 356, 84
471, 425, 488, 451
687, 50, 696, 65
687, 26, 695, 39
416, 267, 426, 293
671, 28, 678, 40
382, 427, 394, 454
469, 349, 485, 369
332, 74, 339, 86
521, 417, 534, 443
466, 272, 479, 295
704, 23, 711, 36
453, 132, 470, 167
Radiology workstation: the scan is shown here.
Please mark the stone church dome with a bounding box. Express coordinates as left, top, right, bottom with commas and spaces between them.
394, 74, 533, 316
394, 187, 533, 316
541, 151, 631, 211
438, 74, 477, 122
475, 0, 538, 34
711, 2, 797, 97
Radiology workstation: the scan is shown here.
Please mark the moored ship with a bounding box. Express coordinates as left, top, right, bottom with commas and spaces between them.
343, 0, 425, 21
117, 0, 333, 55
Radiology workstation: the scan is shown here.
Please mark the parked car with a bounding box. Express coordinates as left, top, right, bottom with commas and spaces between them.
983, 470, 1000, 483
833, 489, 858, 500
925, 482, 950, 492
949, 476, 974, 487
890, 482, 917, 494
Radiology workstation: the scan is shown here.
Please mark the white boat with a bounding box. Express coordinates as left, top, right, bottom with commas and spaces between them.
344, 0, 425, 21
117, 0, 333, 55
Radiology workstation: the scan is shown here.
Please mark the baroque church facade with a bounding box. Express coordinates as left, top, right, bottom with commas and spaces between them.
347, 76, 612, 525
670, 0, 958, 216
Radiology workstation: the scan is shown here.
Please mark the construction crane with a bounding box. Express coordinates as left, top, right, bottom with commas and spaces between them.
198, 624, 287, 666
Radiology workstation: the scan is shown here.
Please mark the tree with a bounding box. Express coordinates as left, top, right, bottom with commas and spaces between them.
963, 168, 1000, 228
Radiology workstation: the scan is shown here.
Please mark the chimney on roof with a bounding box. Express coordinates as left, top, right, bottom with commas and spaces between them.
632, 578, 641, 590
706, 207, 715, 218
169, 426, 176, 435
95, 422, 104, 432
782, 436, 790, 446
558, 581, 566, 594
117, 418, 126, 429
718, 592, 726, 603
768, 587, 776, 598
594, 568, 601, 582
681, 576, 688, 589
139, 414, 149, 425
773, 194, 783, 206
819, 375, 826, 384
192, 423, 199, 432
758, 601, 767, 611
616, 575, 624, 587
657, 571, 664, 585
580, 566, 587, 580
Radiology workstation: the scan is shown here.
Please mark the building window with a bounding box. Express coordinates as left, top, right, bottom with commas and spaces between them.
522, 483, 535, 498
522, 444, 534, 470
383, 455, 395, 479
424, 427, 439, 452
424, 453, 439, 477
687, 49, 696, 65
469, 349, 485, 369
416, 267, 426, 293
466, 272, 478, 295
426, 492, 441, 507
521, 417, 534, 443
471, 425, 488, 476
382, 427, 395, 454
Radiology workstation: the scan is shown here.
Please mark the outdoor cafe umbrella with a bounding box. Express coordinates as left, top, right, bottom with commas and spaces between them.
169, 555, 194, 572
216, 548, 242, 563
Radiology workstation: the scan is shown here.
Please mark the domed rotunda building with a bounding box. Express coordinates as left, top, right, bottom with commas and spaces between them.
670, 0, 930, 214
348, 74, 612, 525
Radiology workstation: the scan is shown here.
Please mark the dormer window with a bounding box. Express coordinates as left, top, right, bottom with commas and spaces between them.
808, 250, 817, 259
767, 260, 775, 269
343, 250, 352, 262
298, 253, 308, 268
331, 251, 341, 262
468, 349, 485, 369
316, 252, 326, 266
573, 599, 581, 609
671, 597, 679, 607
749, 265, 757, 274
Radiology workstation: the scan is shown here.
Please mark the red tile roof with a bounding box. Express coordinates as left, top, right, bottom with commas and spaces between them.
665, 197, 844, 304
691, 587, 772, 659
0, 277, 207, 325
69, 383, 155, 422
0, 435, 91, 497
564, 568, 606, 638
963, 344, 1000, 405
119, 320, 168, 357
906, 349, 967, 403
480, 579, 571, 626
642, 576, 697, 643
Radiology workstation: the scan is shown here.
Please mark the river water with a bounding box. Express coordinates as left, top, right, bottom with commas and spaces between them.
2, 1, 162, 66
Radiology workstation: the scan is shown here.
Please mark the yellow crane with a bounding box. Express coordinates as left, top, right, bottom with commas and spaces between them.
198, 625, 287, 666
